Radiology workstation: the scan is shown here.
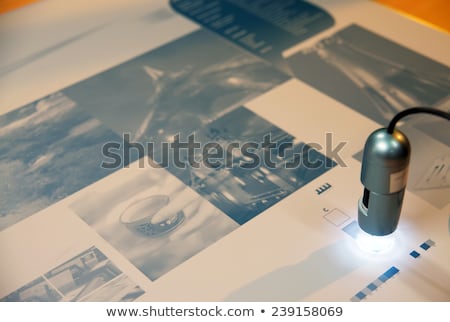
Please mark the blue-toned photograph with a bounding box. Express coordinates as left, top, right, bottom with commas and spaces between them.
63, 29, 290, 146
44, 247, 123, 301
1, 247, 144, 302
1, 277, 62, 302
70, 167, 239, 281
287, 24, 450, 125
167, 107, 335, 224
0, 92, 126, 231
79, 274, 145, 302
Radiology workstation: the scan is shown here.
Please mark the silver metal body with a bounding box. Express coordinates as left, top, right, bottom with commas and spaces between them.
358, 128, 411, 236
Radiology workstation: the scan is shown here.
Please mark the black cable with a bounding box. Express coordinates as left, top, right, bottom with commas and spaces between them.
387, 107, 450, 134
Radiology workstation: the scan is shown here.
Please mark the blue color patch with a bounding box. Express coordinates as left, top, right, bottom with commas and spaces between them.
367, 283, 378, 291
342, 220, 359, 239
355, 291, 367, 300
378, 275, 388, 282
420, 243, 430, 250
410, 250, 420, 258
383, 266, 399, 279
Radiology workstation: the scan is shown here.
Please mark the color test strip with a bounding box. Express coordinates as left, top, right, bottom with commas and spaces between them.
351, 266, 399, 302
410, 239, 435, 258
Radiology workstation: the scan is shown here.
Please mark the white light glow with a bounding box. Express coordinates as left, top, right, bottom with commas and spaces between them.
356, 230, 396, 254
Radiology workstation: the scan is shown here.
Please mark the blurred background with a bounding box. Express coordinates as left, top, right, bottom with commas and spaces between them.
1, 0, 449, 33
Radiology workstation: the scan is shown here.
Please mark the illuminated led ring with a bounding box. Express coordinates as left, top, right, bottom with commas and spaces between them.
120, 195, 185, 237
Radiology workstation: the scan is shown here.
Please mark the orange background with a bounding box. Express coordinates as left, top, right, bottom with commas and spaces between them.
376, 0, 450, 32
0, 0, 39, 14
0, 0, 449, 32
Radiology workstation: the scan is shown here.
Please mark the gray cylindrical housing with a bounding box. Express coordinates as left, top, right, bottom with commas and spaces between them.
358, 190, 405, 236
358, 128, 411, 236
361, 128, 410, 194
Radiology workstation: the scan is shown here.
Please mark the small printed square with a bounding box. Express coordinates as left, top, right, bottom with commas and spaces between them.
362, 287, 372, 295
378, 275, 389, 283
355, 291, 367, 300
324, 209, 350, 227
425, 239, 436, 247
350, 296, 362, 302
367, 283, 378, 291
383, 266, 399, 279
410, 250, 420, 258
420, 243, 430, 251
342, 220, 359, 239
